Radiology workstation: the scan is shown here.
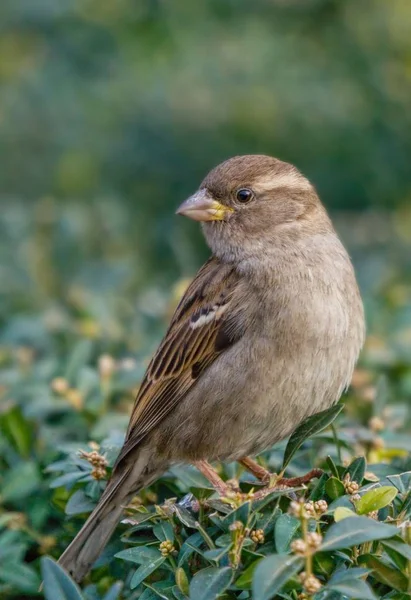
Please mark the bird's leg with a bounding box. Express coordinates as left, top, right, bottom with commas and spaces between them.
194, 460, 239, 496
239, 457, 272, 485
277, 469, 324, 487
240, 457, 323, 495
251, 468, 324, 500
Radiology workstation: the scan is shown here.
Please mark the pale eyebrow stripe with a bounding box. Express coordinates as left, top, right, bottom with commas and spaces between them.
253, 171, 312, 193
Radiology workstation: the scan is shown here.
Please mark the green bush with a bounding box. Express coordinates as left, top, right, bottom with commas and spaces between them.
1, 202, 411, 599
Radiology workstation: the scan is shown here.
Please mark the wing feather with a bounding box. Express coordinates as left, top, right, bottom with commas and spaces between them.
115, 257, 245, 464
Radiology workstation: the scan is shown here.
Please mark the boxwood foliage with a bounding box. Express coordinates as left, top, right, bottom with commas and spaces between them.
40, 403, 411, 600
2, 336, 411, 600
1, 207, 411, 599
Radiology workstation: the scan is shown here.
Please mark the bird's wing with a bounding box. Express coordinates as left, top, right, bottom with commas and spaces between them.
116, 256, 246, 464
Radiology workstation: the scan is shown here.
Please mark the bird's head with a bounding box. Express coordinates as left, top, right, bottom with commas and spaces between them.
177, 155, 332, 263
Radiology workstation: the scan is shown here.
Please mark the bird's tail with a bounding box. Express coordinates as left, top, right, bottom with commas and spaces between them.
59, 453, 164, 582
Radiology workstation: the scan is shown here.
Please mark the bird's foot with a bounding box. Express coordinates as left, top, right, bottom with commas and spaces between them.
239, 457, 323, 497
277, 468, 324, 488
195, 459, 323, 503
249, 469, 324, 501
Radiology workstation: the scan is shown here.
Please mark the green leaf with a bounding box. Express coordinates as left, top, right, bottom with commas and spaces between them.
115, 546, 163, 564
344, 456, 366, 484
374, 375, 390, 415
400, 490, 411, 518
325, 477, 346, 500
41, 557, 84, 600
64, 339, 93, 385
387, 472, 411, 494
282, 404, 344, 469
175, 567, 190, 596
178, 531, 210, 567
358, 554, 408, 592
102, 583, 123, 600
309, 473, 329, 501
65, 490, 95, 516
1, 460, 41, 502
327, 579, 377, 600
334, 507, 357, 521
382, 538, 411, 561
321, 515, 397, 551
252, 554, 303, 600
274, 514, 300, 554
189, 567, 233, 600
329, 567, 371, 584
235, 559, 262, 590
173, 586, 189, 600
50, 471, 90, 490
0, 561, 41, 593
326, 455, 340, 479
130, 556, 167, 589
0, 406, 33, 458
203, 546, 231, 562
223, 502, 252, 528
139, 588, 159, 600
173, 505, 199, 528
356, 486, 398, 515
313, 552, 336, 577
153, 521, 175, 542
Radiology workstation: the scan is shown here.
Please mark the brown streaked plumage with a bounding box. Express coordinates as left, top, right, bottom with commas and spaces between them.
59, 155, 365, 581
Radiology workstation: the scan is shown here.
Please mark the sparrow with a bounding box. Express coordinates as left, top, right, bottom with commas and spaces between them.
59, 154, 365, 581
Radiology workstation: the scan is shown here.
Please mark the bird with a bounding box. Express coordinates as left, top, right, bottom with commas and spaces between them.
59, 154, 365, 582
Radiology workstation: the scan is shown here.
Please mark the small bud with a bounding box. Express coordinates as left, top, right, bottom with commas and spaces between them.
159, 540, 175, 556
304, 575, 322, 594
39, 535, 57, 553
79, 450, 108, 468
80, 449, 108, 479
91, 466, 107, 480
306, 532, 323, 550
299, 571, 307, 583
98, 354, 116, 379
66, 388, 83, 410
6, 512, 27, 530
126, 496, 143, 511
77, 318, 101, 338
343, 475, 359, 495
51, 377, 70, 395
250, 529, 265, 544
289, 500, 302, 517
362, 385, 376, 402
290, 538, 307, 556
372, 437, 385, 450
303, 501, 315, 517
351, 368, 372, 389
229, 520, 243, 532
289, 499, 308, 518
314, 500, 328, 514
368, 416, 385, 432
350, 493, 361, 503
368, 510, 378, 520
120, 357, 137, 371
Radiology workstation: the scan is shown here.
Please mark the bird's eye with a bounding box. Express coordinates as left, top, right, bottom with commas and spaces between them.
236, 188, 254, 204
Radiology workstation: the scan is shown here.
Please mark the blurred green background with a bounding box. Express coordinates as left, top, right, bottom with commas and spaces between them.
1, 0, 411, 350
1, 1, 411, 597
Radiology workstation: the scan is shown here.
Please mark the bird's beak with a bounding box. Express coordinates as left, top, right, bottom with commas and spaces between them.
176, 189, 233, 222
